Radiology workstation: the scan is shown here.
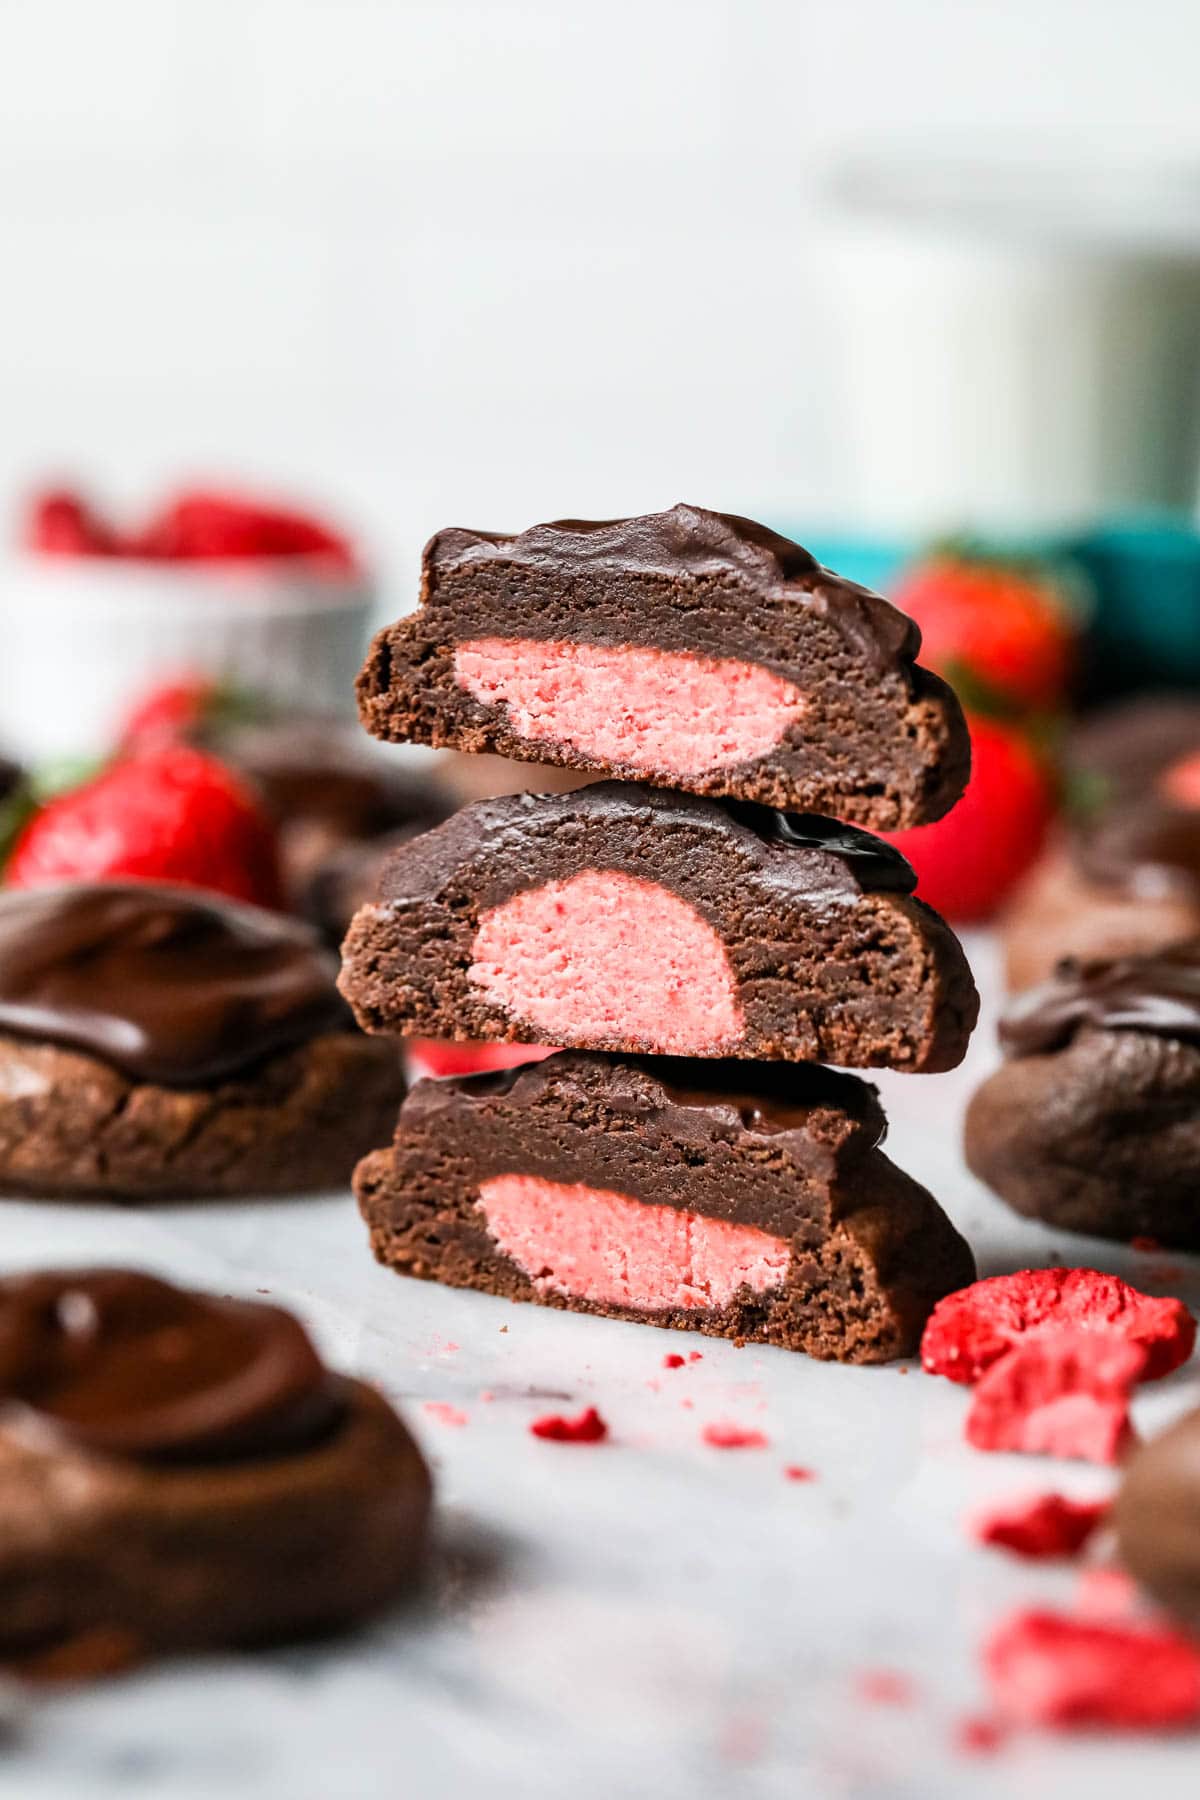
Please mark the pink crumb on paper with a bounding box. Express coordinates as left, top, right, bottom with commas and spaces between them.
783, 1465, 816, 1482
470, 869, 744, 1054
856, 1670, 916, 1707
453, 637, 804, 780
954, 1714, 1009, 1756
983, 1608, 1200, 1730
702, 1423, 769, 1450
477, 1173, 789, 1312
422, 1402, 469, 1428
663, 1353, 686, 1369
964, 1332, 1145, 1464
970, 1492, 1109, 1559
529, 1406, 608, 1443
688, 1352, 703, 1362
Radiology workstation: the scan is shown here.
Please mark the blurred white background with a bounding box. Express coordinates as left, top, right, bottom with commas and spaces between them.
3, 0, 1200, 596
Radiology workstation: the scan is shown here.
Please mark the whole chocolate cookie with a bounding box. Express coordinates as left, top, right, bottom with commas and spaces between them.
0, 1269, 430, 1676
213, 718, 453, 937
965, 941, 1200, 1246
339, 783, 978, 1073
0, 883, 404, 1200
1002, 697, 1200, 990
356, 505, 970, 829
1116, 1405, 1200, 1633
355, 1051, 975, 1363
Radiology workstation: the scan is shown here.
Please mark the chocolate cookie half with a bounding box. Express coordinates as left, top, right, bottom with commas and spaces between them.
965, 940, 1200, 1246
354, 1052, 975, 1363
0, 1269, 430, 1676
339, 784, 977, 1072
356, 504, 969, 828
1116, 1405, 1200, 1634
0, 883, 404, 1200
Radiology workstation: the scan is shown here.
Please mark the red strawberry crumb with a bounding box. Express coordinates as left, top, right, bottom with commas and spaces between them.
984, 1608, 1200, 1730
529, 1406, 608, 1443
965, 1333, 1143, 1463
783, 1465, 816, 1482
1130, 1235, 1161, 1254
422, 1402, 468, 1428
856, 1670, 915, 1706
662, 1353, 686, 1369
688, 1352, 703, 1362
954, 1714, 1009, 1755
701, 1423, 768, 1450
970, 1492, 1108, 1559
921, 1267, 1195, 1386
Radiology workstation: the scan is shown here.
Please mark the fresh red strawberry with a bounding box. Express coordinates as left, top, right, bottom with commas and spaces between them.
132, 489, 356, 570
404, 1039, 558, 1082
117, 676, 225, 753
893, 550, 1076, 711
24, 488, 117, 557
5, 746, 282, 910
116, 674, 269, 755
880, 714, 1055, 922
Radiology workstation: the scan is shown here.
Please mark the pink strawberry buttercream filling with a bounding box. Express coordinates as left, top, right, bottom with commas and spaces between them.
477, 1173, 790, 1311
469, 869, 743, 1053
453, 638, 804, 779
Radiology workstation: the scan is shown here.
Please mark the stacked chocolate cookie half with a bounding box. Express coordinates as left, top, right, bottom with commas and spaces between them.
340, 504, 979, 1361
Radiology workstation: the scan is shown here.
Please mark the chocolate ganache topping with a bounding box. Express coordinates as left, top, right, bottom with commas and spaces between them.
0, 883, 350, 1084
726, 806, 917, 893
423, 504, 919, 675
1000, 939, 1200, 1058
0, 1270, 342, 1463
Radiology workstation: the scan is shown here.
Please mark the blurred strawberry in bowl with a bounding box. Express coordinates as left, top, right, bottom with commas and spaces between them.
7, 482, 371, 764
880, 714, 1056, 924
21, 485, 357, 572
5, 745, 283, 911
892, 545, 1079, 712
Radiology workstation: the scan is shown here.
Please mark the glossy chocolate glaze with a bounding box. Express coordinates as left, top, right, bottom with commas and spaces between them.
402, 1049, 886, 1152
1000, 939, 1200, 1057
1072, 806, 1200, 902
423, 503, 919, 675
0, 1270, 341, 1463
0, 883, 350, 1085
377, 782, 916, 912
726, 806, 916, 893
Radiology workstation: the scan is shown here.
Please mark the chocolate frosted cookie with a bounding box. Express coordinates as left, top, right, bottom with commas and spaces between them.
1116, 1406, 1200, 1633
339, 784, 977, 1072
356, 505, 969, 828
0, 1270, 430, 1675
0, 884, 404, 1200
355, 1052, 975, 1363
215, 718, 453, 934
965, 941, 1200, 1246
1002, 697, 1200, 990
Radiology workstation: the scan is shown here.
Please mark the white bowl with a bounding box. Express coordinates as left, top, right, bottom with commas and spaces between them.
0, 554, 375, 763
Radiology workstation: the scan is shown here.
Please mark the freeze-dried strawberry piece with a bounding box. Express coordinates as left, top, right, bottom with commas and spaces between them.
965, 1333, 1143, 1464
984, 1609, 1200, 1730
921, 1268, 1195, 1386
970, 1491, 1108, 1559
529, 1406, 608, 1442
